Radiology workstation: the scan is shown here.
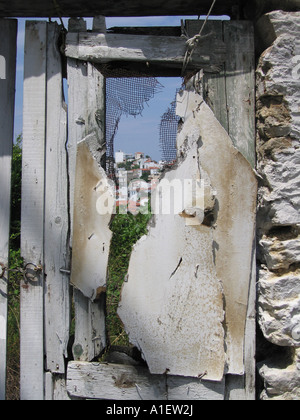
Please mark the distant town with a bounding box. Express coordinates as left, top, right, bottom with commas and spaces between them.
114, 150, 165, 212
115, 150, 164, 182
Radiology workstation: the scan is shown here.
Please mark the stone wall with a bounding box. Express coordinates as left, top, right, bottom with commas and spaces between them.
256, 10, 300, 400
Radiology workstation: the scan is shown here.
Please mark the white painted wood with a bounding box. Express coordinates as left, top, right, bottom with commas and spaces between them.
44, 22, 70, 375
45, 372, 54, 401
167, 376, 225, 401
67, 361, 226, 400
67, 361, 167, 400
45, 371, 72, 400
0, 18, 17, 401
20, 21, 47, 401
66, 58, 88, 245
67, 55, 107, 361
65, 32, 227, 71
185, 20, 229, 133
72, 289, 106, 361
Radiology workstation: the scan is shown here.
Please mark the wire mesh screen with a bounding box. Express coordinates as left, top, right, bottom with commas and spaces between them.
159, 89, 181, 163
106, 77, 163, 179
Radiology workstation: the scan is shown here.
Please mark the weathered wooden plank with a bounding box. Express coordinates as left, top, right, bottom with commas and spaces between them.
224, 250, 257, 400
45, 372, 54, 401
72, 290, 106, 362
64, 32, 227, 72
66, 59, 88, 240
186, 20, 229, 132
20, 21, 47, 401
0, 18, 17, 401
2, 0, 300, 18
67, 361, 227, 400
219, 21, 256, 377
44, 22, 70, 375
67, 361, 167, 400
67, 47, 107, 360
224, 21, 256, 167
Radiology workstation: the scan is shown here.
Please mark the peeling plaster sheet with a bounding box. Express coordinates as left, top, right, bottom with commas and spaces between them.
119, 88, 257, 379
118, 130, 225, 381
177, 90, 257, 375
71, 140, 113, 300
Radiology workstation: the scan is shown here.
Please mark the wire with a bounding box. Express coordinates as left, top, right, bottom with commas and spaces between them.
181, 0, 217, 76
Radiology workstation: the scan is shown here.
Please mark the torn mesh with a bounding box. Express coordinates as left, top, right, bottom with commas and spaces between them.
159, 89, 180, 162
106, 77, 163, 179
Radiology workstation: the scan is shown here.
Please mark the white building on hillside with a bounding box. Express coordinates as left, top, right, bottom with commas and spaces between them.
115, 150, 124, 164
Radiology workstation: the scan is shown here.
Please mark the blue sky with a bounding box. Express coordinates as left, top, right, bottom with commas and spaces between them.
14, 15, 229, 160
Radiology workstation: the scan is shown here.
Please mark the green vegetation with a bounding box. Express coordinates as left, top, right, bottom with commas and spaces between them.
117, 161, 136, 171
140, 170, 150, 182
7, 135, 22, 400
10, 136, 22, 250
106, 208, 152, 347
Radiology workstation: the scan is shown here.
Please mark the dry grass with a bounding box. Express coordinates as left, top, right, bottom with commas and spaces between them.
6, 362, 20, 400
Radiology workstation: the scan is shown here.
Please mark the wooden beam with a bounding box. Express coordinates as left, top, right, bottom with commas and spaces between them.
0, 18, 17, 402
65, 32, 227, 73
0, 0, 240, 18
67, 361, 167, 400
67, 361, 226, 400
44, 22, 70, 376
1, 0, 299, 18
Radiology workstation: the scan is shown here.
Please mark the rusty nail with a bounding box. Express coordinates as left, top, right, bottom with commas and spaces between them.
198, 371, 208, 380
